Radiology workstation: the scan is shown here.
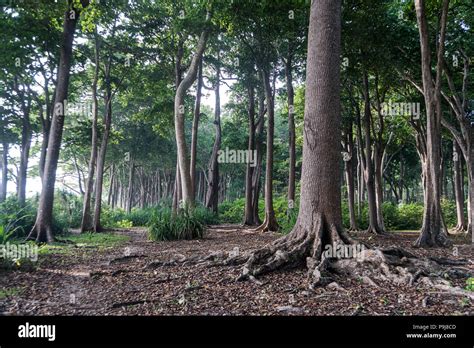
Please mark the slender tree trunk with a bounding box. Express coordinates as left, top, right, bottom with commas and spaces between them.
452, 141, 466, 231
205, 58, 221, 214
17, 109, 31, 207
251, 92, 265, 225
344, 121, 358, 231
244, 82, 257, 225
81, 30, 100, 232
93, 72, 112, 232
0, 142, 8, 202
285, 56, 296, 205
190, 58, 203, 199
255, 68, 278, 232
414, 0, 450, 247
361, 72, 384, 234
126, 158, 135, 213
175, 28, 209, 209
28, 1, 86, 242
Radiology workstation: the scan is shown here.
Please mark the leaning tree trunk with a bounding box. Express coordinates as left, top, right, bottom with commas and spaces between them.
239, 0, 351, 285
205, 59, 221, 214
81, 29, 100, 233
414, 0, 450, 247
254, 68, 279, 232
28, 1, 86, 242
175, 28, 209, 210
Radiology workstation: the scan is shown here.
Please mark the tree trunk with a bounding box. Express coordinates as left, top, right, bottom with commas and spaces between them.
93, 67, 113, 232
240, 0, 350, 287
244, 82, 257, 225
190, 58, 203, 199
126, 158, 135, 213
414, 0, 450, 247
175, 28, 209, 209
205, 58, 221, 214
17, 108, 31, 207
0, 142, 8, 202
361, 72, 384, 234
453, 140, 466, 231
286, 56, 296, 205
344, 120, 358, 231
81, 29, 100, 233
28, 1, 86, 242
255, 68, 278, 232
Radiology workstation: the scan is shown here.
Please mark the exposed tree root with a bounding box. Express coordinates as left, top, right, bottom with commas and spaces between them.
414, 225, 452, 248
27, 222, 55, 244
160, 220, 472, 299
253, 212, 279, 233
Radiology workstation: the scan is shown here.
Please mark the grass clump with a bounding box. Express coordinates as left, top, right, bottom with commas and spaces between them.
148, 208, 205, 241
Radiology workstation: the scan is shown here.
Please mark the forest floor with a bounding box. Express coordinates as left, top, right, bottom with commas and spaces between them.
0, 225, 473, 316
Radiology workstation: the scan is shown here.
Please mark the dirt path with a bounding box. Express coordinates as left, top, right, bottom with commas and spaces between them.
0, 225, 472, 315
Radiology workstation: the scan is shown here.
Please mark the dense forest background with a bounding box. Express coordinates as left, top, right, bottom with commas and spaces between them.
0, 0, 472, 244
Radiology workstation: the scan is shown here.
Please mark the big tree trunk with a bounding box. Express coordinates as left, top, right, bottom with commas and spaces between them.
28, 1, 87, 243
239, 0, 351, 285
81, 29, 100, 233
175, 28, 209, 209
414, 0, 450, 247
205, 59, 221, 214
190, 58, 203, 199
0, 142, 8, 202
255, 69, 279, 232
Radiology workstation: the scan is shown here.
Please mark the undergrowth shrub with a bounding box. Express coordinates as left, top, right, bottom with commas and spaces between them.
148, 209, 204, 241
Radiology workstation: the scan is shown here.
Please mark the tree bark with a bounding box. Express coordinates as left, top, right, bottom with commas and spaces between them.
28, 1, 87, 242
93, 62, 113, 232
414, 0, 450, 247
239, 0, 350, 286
452, 140, 466, 231
343, 119, 358, 231
255, 68, 279, 232
190, 58, 203, 199
285, 56, 296, 205
175, 27, 209, 209
0, 142, 8, 202
205, 58, 221, 214
81, 29, 100, 232
244, 82, 257, 225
